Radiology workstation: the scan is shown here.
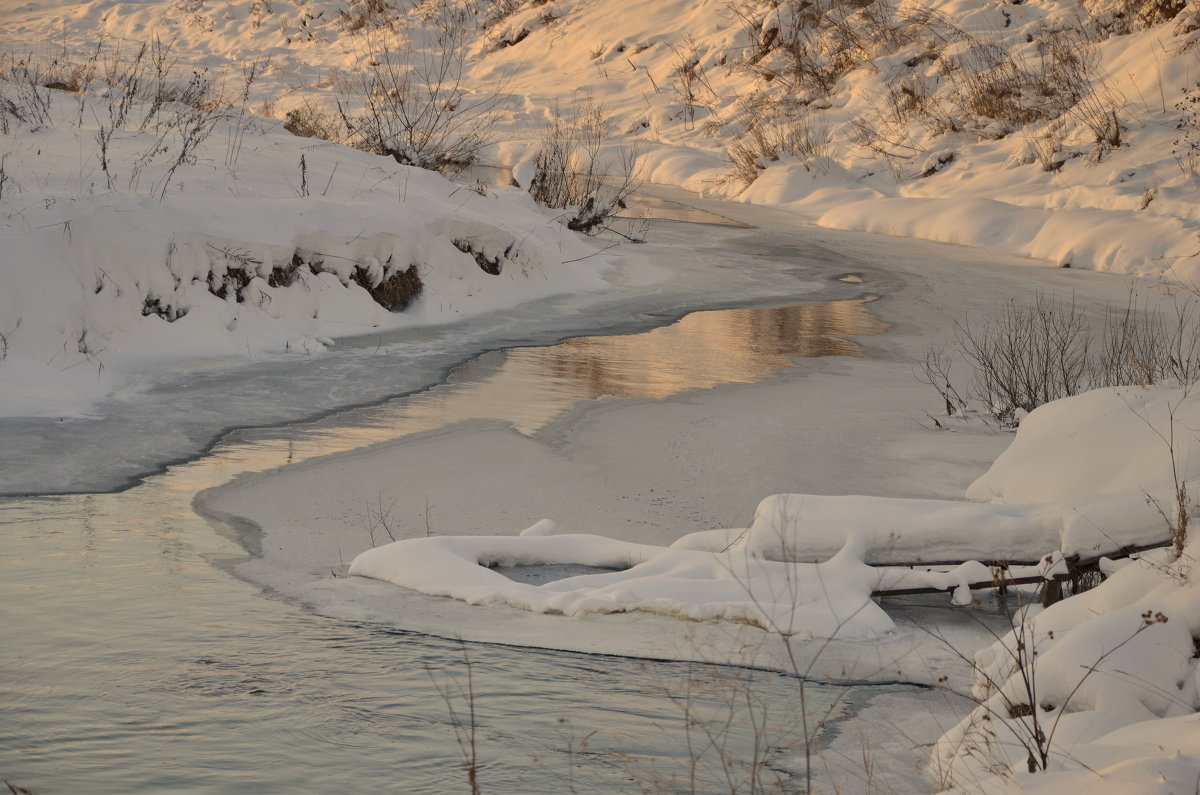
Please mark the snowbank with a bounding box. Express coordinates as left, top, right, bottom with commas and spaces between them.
932, 540, 1200, 794
0, 80, 610, 418
969, 384, 1200, 505
7, 0, 1200, 297
818, 198, 1200, 277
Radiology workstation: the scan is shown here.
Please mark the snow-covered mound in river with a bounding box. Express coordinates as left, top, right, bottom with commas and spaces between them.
349, 524, 893, 638
349, 381, 1200, 788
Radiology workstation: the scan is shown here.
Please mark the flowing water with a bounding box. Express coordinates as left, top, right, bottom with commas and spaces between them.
1, 297, 913, 794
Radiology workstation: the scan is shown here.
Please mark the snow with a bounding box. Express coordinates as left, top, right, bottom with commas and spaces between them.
932, 541, 1200, 794
4, 0, 1200, 791
338, 329, 1200, 790
0, 87, 611, 421
350, 527, 895, 638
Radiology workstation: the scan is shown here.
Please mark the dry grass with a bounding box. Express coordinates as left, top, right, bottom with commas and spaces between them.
530, 100, 641, 234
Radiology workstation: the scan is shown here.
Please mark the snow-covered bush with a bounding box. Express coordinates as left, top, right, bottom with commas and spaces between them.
932, 542, 1198, 791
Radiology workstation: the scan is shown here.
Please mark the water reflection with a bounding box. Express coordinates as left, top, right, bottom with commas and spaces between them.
542, 300, 885, 399
215, 298, 887, 480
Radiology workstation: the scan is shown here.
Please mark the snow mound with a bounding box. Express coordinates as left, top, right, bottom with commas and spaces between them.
349, 524, 893, 639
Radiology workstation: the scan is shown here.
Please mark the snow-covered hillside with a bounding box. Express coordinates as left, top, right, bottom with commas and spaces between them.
478, 0, 1200, 277
0, 0, 617, 418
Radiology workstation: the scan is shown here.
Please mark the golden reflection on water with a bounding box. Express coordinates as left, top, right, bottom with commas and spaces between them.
162, 299, 886, 495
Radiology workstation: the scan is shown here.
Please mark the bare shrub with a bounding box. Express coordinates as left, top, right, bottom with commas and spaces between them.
940, 41, 1054, 135
480, 0, 531, 28
1047, 43, 1124, 164
529, 101, 640, 234
1096, 290, 1200, 388
1134, 394, 1194, 557
916, 24, 1095, 140
727, 95, 830, 184
1173, 84, 1200, 177
929, 597, 1170, 784
918, 345, 968, 417
925, 290, 1200, 424
845, 14, 1114, 177
139, 37, 179, 129
337, 19, 506, 174
849, 90, 926, 174
953, 295, 1092, 425
338, 0, 400, 31
728, 0, 901, 101
2, 56, 54, 126
97, 41, 149, 128
2, 41, 229, 199
148, 71, 228, 199
1015, 125, 1068, 172
283, 99, 343, 140
1086, 0, 1187, 37
669, 36, 718, 129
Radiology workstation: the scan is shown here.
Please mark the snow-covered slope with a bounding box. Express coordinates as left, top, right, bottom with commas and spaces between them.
474, 0, 1200, 278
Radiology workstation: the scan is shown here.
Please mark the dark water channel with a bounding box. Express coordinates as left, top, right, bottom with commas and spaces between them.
2, 298, 910, 793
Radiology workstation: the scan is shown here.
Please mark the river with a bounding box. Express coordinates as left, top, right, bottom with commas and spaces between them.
3, 189, 1089, 793
0, 209, 918, 794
